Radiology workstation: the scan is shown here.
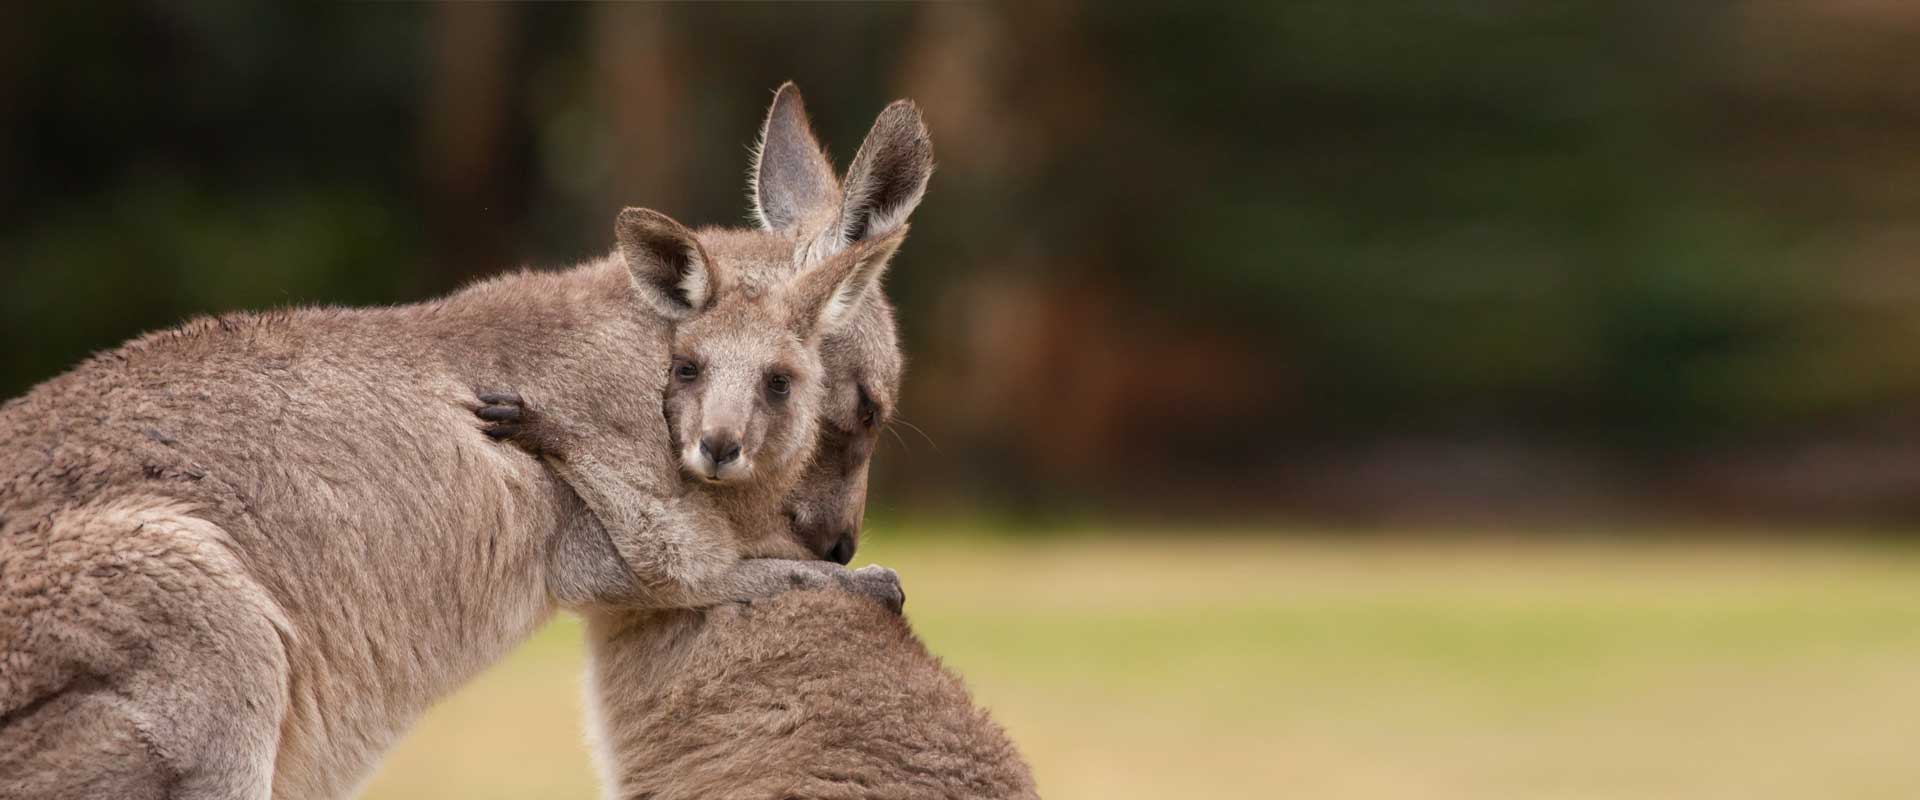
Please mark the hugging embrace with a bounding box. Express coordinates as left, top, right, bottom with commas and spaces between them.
0, 84, 1036, 800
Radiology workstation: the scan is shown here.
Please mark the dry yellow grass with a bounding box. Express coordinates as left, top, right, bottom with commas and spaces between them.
361, 528, 1920, 800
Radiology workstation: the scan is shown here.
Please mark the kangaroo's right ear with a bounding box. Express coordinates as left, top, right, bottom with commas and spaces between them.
616, 207, 719, 320
752, 82, 839, 233
822, 99, 933, 252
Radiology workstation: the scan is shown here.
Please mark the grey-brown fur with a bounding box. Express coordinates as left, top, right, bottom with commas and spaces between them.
0, 84, 927, 800
506, 81, 927, 579
580, 82, 956, 800
0, 255, 825, 799
501, 84, 958, 797
486, 208, 908, 613
749, 82, 923, 562
584, 587, 1038, 800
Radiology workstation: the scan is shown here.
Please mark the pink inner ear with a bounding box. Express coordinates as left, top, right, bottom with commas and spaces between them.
754, 84, 839, 233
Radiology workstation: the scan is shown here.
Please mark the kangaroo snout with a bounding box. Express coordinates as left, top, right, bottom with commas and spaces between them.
824, 532, 856, 565
699, 433, 743, 466
687, 429, 751, 483
790, 507, 859, 564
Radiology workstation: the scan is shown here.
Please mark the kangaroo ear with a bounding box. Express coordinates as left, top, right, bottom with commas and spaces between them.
806, 100, 932, 263
752, 82, 840, 232
790, 226, 907, 337
615, 207, 719, 320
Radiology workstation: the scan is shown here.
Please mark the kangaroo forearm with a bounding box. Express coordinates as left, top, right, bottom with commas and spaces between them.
541, 451, 768, 609
540, 452, 677, 546
546, 511, 646, 608
631, 557, 853, 609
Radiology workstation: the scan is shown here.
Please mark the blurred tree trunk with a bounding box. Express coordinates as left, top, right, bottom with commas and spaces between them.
420, 2, 521, 287
592, 3, 690, 215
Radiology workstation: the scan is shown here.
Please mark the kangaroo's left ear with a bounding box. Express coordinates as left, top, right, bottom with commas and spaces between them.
804, 100, 932, 265
615, 207, 721, 320
790, 226, 908, 337
752, 82, 840, 233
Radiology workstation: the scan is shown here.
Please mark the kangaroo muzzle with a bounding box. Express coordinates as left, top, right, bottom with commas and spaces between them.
685, 425, 752, 483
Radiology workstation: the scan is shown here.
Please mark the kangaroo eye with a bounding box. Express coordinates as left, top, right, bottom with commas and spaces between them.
673, 360, 700, 382
767, 374, 792, 396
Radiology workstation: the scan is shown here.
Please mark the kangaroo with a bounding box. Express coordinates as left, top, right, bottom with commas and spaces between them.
586, 586, 1039, 800
0, 84, 931, 800
495, 87, 1004, 800
478, 205, 908, 612
488, 82, 927, 577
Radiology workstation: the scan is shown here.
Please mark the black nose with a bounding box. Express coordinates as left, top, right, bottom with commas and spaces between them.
699, 435, 742, 466
825, 532, 856, 565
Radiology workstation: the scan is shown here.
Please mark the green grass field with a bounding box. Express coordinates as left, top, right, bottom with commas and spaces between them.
360, 527, 1920, 800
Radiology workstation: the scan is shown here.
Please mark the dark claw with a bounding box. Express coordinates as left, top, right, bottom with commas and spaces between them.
475, 389, 532, 445
476, 404, 521, 422
473, 389, 563, 456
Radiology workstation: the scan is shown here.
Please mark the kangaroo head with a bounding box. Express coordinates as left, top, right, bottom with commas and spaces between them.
746, 82, 929, 563
617, 204, 905, 489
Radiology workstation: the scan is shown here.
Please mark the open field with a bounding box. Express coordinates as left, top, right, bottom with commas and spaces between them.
361, 527, 1920, 800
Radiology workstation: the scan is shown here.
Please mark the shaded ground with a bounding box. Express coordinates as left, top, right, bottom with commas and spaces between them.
362, 527, 1920, 800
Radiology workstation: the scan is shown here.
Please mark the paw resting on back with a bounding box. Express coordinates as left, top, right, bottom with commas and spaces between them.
474, 390, 562, 455
844, 564, 905, 614
747, 561, 906, 615
783, 562, 904, 614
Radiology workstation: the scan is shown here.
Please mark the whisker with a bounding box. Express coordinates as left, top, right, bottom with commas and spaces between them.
884, 424, 912, 453
890, 417, 939, 452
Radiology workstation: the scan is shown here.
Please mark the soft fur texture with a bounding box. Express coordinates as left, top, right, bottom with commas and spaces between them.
749, 82, 925, 562
0, 247, 858, 798
515, 81, 930, 597
585, 589, 1038, 800
0, 82, 938, 800
0, 107, 920, 800
567, 86, 975, 800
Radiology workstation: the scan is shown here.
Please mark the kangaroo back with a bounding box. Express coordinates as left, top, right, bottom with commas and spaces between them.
586, 591, 1038, 800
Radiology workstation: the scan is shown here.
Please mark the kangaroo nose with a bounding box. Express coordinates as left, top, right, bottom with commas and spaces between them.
825, 532, 856, 565
699, 435, 742, 466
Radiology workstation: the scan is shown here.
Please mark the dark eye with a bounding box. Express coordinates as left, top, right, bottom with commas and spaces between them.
767, 374, 792, 396
673, 360, 700, 382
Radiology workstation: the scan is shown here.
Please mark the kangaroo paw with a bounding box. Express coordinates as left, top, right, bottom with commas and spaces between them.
842, 565, 905, 615
474, 390, 563, 455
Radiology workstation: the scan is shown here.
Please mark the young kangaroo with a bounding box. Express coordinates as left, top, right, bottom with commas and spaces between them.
487, 81, 928, 578
489, 84, 967, 796
0, 85, 931, 800
481, 206, 908, 612
588, 586, 1039, 800
571, 86, 1004, 800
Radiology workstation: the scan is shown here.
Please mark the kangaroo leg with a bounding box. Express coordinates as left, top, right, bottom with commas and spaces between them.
0, 500, 291, 800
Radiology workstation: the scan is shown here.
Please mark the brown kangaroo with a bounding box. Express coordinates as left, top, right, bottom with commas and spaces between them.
0, 83, 929, 800
491, 85, 1033, 800
585, 587, 1039, 800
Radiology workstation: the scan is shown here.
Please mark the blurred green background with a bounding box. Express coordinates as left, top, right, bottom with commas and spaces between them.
362, 529, 1920, 800
7, 3, 1920, 798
